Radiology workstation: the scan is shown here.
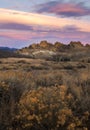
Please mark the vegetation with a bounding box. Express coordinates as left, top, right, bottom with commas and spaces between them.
0, 41, 90, 130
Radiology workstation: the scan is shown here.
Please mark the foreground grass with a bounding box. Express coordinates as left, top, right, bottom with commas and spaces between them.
0, 58, 90, 130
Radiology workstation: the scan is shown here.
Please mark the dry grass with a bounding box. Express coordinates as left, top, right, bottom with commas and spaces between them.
0, 57, 90, 130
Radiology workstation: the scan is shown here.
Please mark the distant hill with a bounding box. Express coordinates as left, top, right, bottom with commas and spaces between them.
0, 47, 17, 51
0, 47, 19, 58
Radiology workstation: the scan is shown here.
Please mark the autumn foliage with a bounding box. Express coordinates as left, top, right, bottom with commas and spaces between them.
15, 85, 89, 130
0, 78, 90, 130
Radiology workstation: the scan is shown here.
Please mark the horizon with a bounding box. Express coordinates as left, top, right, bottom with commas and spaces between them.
0, 0, 90, 48
0, 40, 89, 49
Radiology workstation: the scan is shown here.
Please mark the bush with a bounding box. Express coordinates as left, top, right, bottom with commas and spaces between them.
0, 82, 19, 129
15, 85, 90, 130
52, 55, 71, 62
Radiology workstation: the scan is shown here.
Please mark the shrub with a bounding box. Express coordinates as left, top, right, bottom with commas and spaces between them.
0, 82, 18, 129
15, 85, 90, 130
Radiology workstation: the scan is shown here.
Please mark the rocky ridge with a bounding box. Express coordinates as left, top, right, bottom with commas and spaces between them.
17, 41, 90, 58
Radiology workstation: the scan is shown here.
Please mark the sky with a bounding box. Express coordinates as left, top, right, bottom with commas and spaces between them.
0, 0, 90, 48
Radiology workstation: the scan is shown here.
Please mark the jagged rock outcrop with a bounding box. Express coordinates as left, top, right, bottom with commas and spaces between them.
29, 43, 39, 49
39, 40, 53, 49
68, 41, 83, 49
85, 44, 90, 48
29, 41, 53, 50
16, 41, 89, 59
54, 42, 64, 50
23, 41, 87, 52
54, 42, 64, 48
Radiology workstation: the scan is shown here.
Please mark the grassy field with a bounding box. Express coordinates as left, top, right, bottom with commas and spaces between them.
0, 56, 90, 130
0, 42, 90, 130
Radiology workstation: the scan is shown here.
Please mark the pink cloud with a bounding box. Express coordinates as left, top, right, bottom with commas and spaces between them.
0, 8, 90, 47
50, 3, 86, 16
0, 8, 90, 32
37, 1, 90, 17
0, 31, 30, 40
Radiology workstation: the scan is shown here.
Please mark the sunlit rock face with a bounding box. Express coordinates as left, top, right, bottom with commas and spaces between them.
85, 44, 90, 48
68, 41, 84, 49
16, 40, 90, 59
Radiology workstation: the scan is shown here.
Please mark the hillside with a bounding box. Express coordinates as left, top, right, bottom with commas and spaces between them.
0, 41, 89, 60
0, 47, 17, 51
17, 41, 90, 61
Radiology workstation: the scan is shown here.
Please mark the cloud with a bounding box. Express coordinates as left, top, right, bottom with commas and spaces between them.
0, 8, 90, 32
0, 29, 90, 48
0, 8, 90, 47
36, 1, 90, 17
0, 25, 89, 41
0, 22, 80, 33
0, 22, 58, 32
0, 25, 90, 48
0, 31, 31, 40
0, 23, 33, 31
61, 25, 80, 32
